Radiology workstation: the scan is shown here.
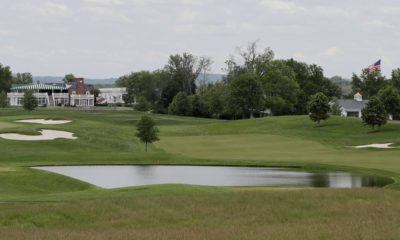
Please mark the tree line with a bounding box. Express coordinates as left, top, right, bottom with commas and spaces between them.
0, 63, 34, 108
117, 42, 341, 119
351, 68, 400, 120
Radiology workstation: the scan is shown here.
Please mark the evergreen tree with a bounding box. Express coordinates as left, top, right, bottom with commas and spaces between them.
135, 115, 159, 152
308, 92, 330, 127
0, 90, 7, 108
361, 97, 387, 130
21, 90, 38, 111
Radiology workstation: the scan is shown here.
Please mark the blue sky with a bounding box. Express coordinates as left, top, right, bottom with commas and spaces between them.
0, 0, 399, 78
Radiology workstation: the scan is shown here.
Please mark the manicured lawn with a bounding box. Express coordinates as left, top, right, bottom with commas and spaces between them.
1, 108, 400, 239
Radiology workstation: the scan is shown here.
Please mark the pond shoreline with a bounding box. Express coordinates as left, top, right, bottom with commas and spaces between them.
32, 165, 395, 189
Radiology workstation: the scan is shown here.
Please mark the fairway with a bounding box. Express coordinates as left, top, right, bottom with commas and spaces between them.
1, 109, 400, 239
157, 134, 333, 160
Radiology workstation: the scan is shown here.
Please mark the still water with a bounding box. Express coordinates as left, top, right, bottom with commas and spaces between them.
33, 165, 393, 189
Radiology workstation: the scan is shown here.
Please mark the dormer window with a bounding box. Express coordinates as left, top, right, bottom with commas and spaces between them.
86, 91, 90, 95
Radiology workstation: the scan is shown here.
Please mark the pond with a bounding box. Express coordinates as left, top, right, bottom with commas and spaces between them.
32, 165, 394, 189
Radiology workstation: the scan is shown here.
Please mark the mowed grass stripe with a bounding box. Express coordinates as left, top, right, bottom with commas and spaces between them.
0, 187, 400, 240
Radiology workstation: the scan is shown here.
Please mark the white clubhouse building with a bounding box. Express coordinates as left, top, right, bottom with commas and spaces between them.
97, 87, 127, 104
7, 78, 95, 107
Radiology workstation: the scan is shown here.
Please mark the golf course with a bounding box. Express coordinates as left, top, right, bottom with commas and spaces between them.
1, 108, 400, 239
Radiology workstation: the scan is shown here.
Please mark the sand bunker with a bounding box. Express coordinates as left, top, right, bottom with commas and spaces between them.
0, 130, 77, 141
349, 143, 396, 149
16, 119, 72, 125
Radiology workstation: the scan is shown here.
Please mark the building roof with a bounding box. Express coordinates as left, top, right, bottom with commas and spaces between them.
68, 81, 93, 92
99, 88, 127, 93
338, 99, 369, 111
11, 83, 68, 91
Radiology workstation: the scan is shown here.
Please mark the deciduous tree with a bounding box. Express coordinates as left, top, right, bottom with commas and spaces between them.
135, 96, 151, 112
262, 60, 299, 115
63, 74, 75, 84
377, 86, 400, 120
330, 97, 342, 116
390, 68, 400, 90
285, 59, 340, 114
135, 115, 159, 152
352, 68, 387, 98
189, 94, 206, 117
164, 53, 208, 98
308, 92, 330, 127
0, 63, 12, 92
229, 73, 264, 118
204, 82, 226, 118
22, 90, 38, 111
168, 92, 191, 116
0, 90, 7, 108
224, 41, 274, 80
13, 72, 32, 84
361, 97, 387, 130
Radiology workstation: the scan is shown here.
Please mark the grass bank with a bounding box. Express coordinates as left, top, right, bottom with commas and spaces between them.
1, 108, 400, 239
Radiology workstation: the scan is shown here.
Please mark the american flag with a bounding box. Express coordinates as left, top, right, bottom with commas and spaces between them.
368, 59, 381, 73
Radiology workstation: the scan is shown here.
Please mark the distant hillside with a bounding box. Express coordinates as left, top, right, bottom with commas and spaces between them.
32, 76, 117, 85
197, 73, 224, 83
33, 73, 224, 86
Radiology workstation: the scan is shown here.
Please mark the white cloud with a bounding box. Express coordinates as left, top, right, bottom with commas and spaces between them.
0, 29, 14, 37
2, 0, 400, 78
78, 6, 132, 23
259, 0, 305, 14
83, 0, 122, 5
44, 1, 70, 16
11, 1, 71, 18
322, 47, 344, 57
314, 6, 349, 17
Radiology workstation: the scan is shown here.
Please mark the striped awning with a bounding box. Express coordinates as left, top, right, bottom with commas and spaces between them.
11, 84, 68, 91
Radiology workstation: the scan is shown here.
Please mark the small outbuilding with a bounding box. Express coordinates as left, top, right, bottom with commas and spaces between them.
337, 93, 368, 118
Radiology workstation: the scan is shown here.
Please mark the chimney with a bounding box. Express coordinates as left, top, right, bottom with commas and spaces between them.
354, 92, 362, 101
74, 78, 85, 95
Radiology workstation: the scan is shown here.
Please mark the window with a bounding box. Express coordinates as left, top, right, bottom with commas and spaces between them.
37, 98, 47, 106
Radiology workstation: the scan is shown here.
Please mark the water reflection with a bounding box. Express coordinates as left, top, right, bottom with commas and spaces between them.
32, 165, 393, 189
